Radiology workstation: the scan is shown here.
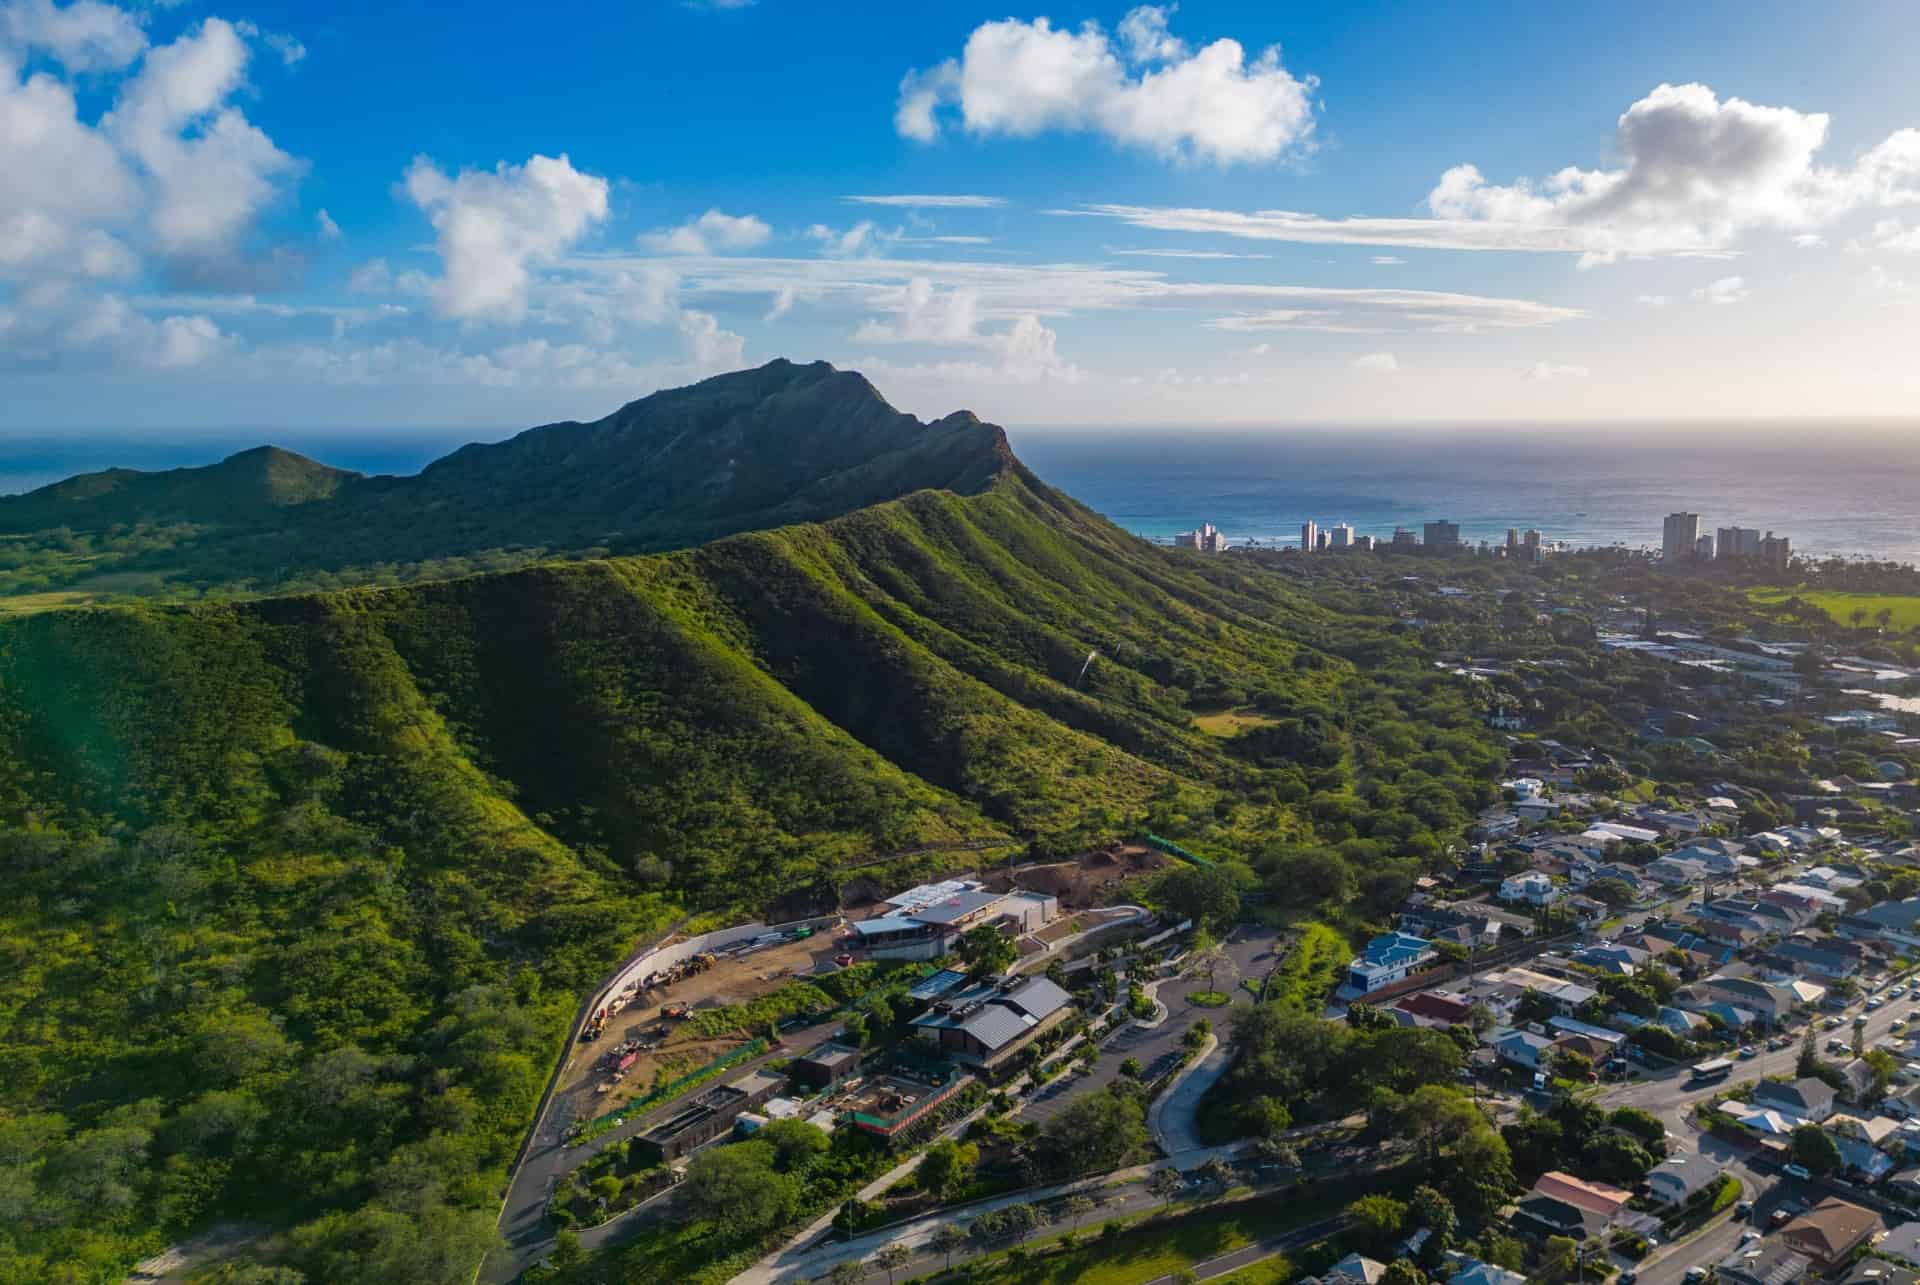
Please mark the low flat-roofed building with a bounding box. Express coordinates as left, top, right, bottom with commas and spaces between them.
789, 1041, 862, 1089
633, 1067, 785, 1164
910, 975, 1075, 1070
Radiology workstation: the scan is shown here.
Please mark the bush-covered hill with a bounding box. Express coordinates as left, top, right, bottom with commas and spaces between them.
0, 374, 1504, 1282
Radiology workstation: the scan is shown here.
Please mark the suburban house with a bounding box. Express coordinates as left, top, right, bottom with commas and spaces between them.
1346, 932, 1443, 996
1876, 1222, 1920, 1269
1530, 1171, 1633, 1223
1447, 1260, 1527, 1285
1509, 1194, 1609, 1241
1646, 855, 1711, 887
1752, 1076, 1839, 1124
1647, 1152, 1726, 1206
1845, 1263, 1919, 1285
1715, 1242, 1811, 1285
1500, 872, 1560, 906
1494, 1029, 1553, 1071
1399, 904, 1503, 949
1841, 899, 1920, 952
1779, 1198, 1882, 1273
1394, 989, 1477, 1028
1696, 975, 1802, 1024
1305, 1253, 1387, 1285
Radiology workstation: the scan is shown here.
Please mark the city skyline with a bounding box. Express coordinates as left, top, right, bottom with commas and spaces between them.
3, 0, 1920, 431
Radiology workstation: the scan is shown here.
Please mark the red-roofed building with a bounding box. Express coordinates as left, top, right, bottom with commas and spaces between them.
1531, 1171, 1633, 1220
1394, 989, 1474, 1026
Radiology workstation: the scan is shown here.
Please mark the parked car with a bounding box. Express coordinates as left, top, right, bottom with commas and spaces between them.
1735, 1200, 1754, 1219
1784, 1163, 1812, 1180
1684, 1266, 1712, 1283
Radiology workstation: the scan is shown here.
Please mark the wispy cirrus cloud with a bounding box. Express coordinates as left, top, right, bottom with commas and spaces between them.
843, 194, 1005, 209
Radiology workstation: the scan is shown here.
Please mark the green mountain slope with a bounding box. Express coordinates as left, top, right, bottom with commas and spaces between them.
0, 360, 1018, 598
0, 370, 1501, 1283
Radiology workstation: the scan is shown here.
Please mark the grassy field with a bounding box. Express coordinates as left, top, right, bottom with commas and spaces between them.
1749, 588, 1920, 630
1192, 708, 1282, 738
962, 1190, 1335, 1285
1258, 922, 1350, 1013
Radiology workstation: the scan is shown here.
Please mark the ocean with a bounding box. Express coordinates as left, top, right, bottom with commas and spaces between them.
2, 426, 1917, 564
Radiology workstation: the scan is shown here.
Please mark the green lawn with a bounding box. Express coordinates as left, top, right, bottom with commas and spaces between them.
1748, 588, 1920, 631
1259, 922, 1350, 1013
1192, 708, 1283, 738
961, 1190, 1336, 1285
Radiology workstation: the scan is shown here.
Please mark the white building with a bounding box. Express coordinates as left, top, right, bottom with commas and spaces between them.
1346, 932, 1441, 995
1663, 512, 1702, 563
1501, 872, 1561, 906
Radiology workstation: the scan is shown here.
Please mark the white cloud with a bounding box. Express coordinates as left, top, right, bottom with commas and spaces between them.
1791, 233, 1827, 248
1524, 361, 1589, 380
1636, 294, 1668, 307
918, 235, 991, 245
1248, 342, 1270, 355
1064, 85, 1920, 260
2, 0, 146, 73
104, 18, 304, 283
1869, 219, 1920, 253
806, 220, 879, 258
896, 5, 1318, 166
847, 274, 1074, 382
843, 194, 1005, 209
677, 309, 745, 370
640, 208, 771, 255
1690, 275, 1749, 305
316, 208, 341, 241
1351, 351, 1398, 372
403, 152, 609, 321
0, 47, 140, 279
763, 284, 794, 321
1108, 247, 1270, 259
1371, 255, 1404, 265
1202, 286, 1581, 333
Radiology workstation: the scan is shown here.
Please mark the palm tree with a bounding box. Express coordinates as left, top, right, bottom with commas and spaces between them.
874, 1243, 912, 1285
929, 1224, 967, 1273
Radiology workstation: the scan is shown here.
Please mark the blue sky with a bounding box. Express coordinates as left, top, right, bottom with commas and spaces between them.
4, 0, 1920, 431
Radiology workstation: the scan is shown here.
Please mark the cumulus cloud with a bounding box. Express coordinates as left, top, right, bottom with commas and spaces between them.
843, 194, 1005, 208
1064, 84, 1920, 260
403, 152, 609, 321
677, 309, 745, 370
316, 208, 341, 241
3, 0, 146, 72
640, 208, 771, 255
848, 274, 1074, 381
1524, 361, 1589, 379
895, 5, 1318, 165
1351, 351, 1398, 372
807, 220, 879, 257
1690, 275, 1749, 305
1868, 219, 1920, 253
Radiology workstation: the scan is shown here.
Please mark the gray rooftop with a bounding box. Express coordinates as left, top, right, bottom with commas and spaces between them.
912, 889, 1006, 925
1003, 976, 1072, 1021
959, 1005, 1034, 1051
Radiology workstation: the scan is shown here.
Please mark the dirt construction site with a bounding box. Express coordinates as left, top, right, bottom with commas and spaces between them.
555, 847, 1168, 1120
554, 920, 860, 1115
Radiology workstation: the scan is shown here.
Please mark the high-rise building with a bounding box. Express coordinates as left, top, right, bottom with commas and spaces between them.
1760, 531, 1792, 570
1424, 520, 1462, 548
1506, 528, 1520, 554
1174, 523, 1226, 553
1329, 523, 1354, 549
1300, 520, 1319, 553
1662, 512, 1701, 563
1716, 527, 1762, 561
1695, 533, 1716, 561
1353, 534, 1377, 551
1391, 527, 1419, 549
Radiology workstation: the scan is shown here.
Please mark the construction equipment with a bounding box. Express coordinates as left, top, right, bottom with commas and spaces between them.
582, 1007, 608, 1041
661, 1002, 692, 1021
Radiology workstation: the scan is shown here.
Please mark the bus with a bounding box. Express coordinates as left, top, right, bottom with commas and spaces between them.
1688, 1057, 1734, 1084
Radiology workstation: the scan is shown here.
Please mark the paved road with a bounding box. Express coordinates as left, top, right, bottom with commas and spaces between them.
1599, 980, 1918, 1285
486, 1013, 847, 1282
1021, 926, 1281, 1133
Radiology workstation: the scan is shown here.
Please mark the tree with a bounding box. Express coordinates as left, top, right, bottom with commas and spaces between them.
1538, 1236, 1579, 1282
760, 1118, 830, 1172
873, 1243, 912, 1285
1799, 1028, 1822, 1079
1607, 1107, 1666, 1153
1199, 1155, 1234, 1193
1248, 1096, 1292, 1141
1579, 1134, 1655, 1185
1382, 1261, 1427, 1285
929, 1223, 967, 1272
826, 1262, 865, 1285
1189, 930, 1235, 997
1148, 1167, 1184, 1208
549, 1228, 584, 1271
1061, 1194, 1097, 1231
1154, 864, 1242, 931
1791, 1123, 1842, 1176
918, 1138, 972, 1198
956, 924, 1018, 978
1347, 1194, 1409, 1250
682, 1141, 798, 1236
1409, 1186, 1456, 1261
1120, 1056, 1143, 1080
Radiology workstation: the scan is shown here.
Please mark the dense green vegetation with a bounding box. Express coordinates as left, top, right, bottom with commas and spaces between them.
0, 363, 1513, 1281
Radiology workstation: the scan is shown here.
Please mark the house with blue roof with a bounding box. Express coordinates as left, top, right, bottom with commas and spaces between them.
1347, 932, 1441, 995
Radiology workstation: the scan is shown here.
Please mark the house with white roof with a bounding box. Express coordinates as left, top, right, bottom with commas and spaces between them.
1501, 872, 1560, 907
